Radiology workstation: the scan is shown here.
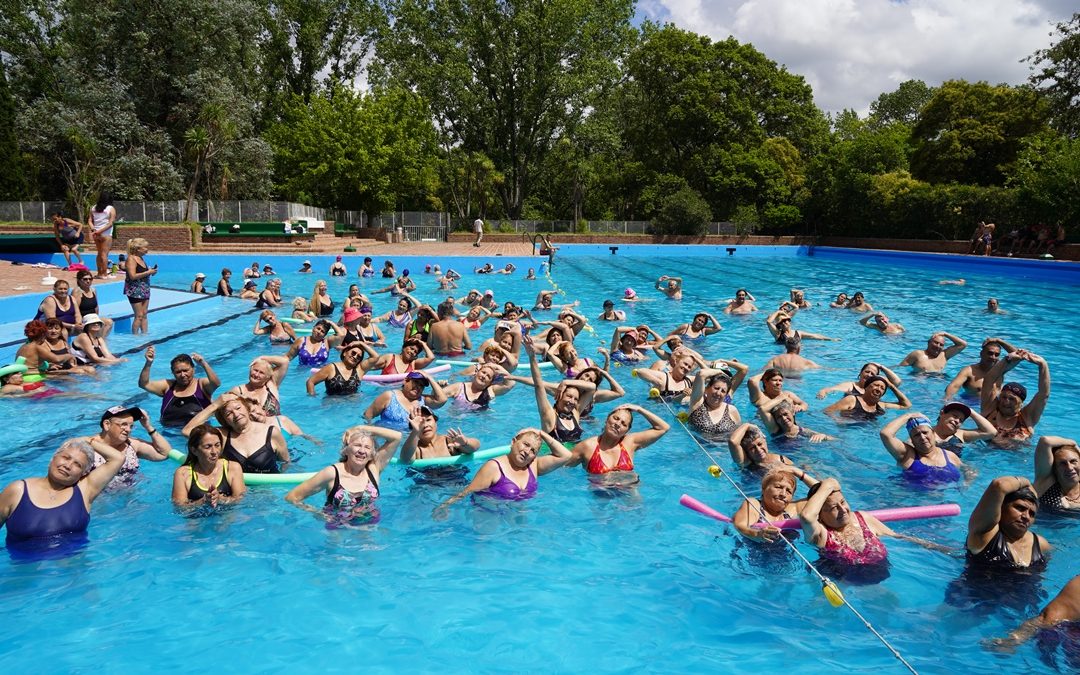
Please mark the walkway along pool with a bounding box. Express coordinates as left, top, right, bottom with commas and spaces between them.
0, 247, 1077, 672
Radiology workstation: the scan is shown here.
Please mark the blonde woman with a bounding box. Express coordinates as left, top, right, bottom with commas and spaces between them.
123, 237, 156, 334
308, 280, 335, 318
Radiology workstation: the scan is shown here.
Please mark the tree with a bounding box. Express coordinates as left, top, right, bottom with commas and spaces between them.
615, 24, 828, 221
376, 0, 635, 218
1027, 12, 1080, 138
910, 80, 1048, 186
0, 59, 26, 199
651, 185, 712, 236
267, 87, 440, 213
868, 80, 935, 127
1008, 133, 1080, 227
260, 0, 382, 113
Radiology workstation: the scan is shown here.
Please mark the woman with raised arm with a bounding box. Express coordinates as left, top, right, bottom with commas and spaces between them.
667, 312, 723, 341
228, 355, 290, 418
816, 362, 902, 400
1034, 435, 1080, 511
727, 423, 796, 472
879, 413, 965, 485
182, 394, 289, 474
306, 343, 376, 397
824, 376, 910, 421
635, 350, 703, 404
966, 476, 1049, 571
286, 426, 403, 524
0, 438, 125, 545
608, 326, 649, 365
980, 349, 1051, 446
434, 427, 572, 514
732, 467, 818, 543
688, 366, 746, 437
253, 310, 297, 345
565, 404, 670, 486
138, 347, 221, 428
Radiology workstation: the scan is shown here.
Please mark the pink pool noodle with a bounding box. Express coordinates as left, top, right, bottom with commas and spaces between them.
679, 494, 733, 523
680, 494, 960, 530
362, 364, 450, 383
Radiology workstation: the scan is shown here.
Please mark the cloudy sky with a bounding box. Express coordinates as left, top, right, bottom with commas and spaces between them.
637, 0, 1075, 115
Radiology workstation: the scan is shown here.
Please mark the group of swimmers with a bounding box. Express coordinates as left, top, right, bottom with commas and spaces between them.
1, 258, 1077, 647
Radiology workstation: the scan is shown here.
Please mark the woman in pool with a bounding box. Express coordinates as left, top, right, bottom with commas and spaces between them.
139, 347, 221, 428
688, 365, 748, 437
123, 237, 156, 334
255, 279, 282, 309
374, 295, 417, 329
21, 318, 96, 376
1034, 436, 1080, 511
459, 305, 494, 331
829, 292, 849, 308
359, 257, 376, 277
760, 398, 833, 443
519, 341, 593, 446
285, 426, 403, 523
748, 370, 812, 434
286, 320, 342, 369
36, 278, 81, 336
72, 270, 114, 336
400, 405, 481, 463
404, 305, 437, 344
766, 310, 834, 343
253, 310, 298, 345
816, 362, 902, 400
228, 355, 290, 417
434, 427, 572, 512
216, 268, 234, 297
823, 376, 911, 420
172, 424, 246, 507
291, 297, 317, 322
443, 363, 515, 411
635, 350, 703, 404
182, 394, 290, 473
0, 438, 124, 544
71, 314, 121, 366
608, 326, 648, 365
728, 423, 796, 471
929, 402, 997, 456
980, 349, 1050, 446
338, 306, 385, 347
362, 338, 436, 376
800, 478, 914, 569
789, 289, 811, 309
879, 413, 966, 484
306, 343, 373, 396
308, 280, 335, 318
381, 260, 396, 278
724, 289, 757, 314
363, 371, 448, 432
547, 341, 597, 379
668, 312, 723, 341
329, 255, 347, 277
565, 404, 670, 485
967, 476, 1049, 571
733, 467, 818, 543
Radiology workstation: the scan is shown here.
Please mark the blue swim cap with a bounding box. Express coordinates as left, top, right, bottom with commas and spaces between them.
905, 415, 933, 433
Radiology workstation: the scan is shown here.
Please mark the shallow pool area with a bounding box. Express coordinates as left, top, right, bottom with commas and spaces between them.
2, 248, 1079, 672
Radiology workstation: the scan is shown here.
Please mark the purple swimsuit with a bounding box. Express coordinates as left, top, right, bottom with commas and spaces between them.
478, 461, 536, 500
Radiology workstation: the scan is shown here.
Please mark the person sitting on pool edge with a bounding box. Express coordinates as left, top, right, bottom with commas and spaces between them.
0, 438, 126, 546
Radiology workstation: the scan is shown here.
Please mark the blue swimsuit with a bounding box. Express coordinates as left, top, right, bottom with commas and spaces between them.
4, 481, 90, 542
378, 394, 413, 432
904, 448, 961, 484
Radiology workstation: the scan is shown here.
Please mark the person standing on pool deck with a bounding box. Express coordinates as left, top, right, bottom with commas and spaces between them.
944, 337, 1015, 400
898, 332, 967, 373
428, 303, 471, 357
0, 438, 125, 545
472, 216, 483, 247
139, 347, 221, 428
88, 192, 115, 279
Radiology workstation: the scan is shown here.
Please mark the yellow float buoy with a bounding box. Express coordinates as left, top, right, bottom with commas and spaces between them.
822, 580, 845, 607
648, 387, 661, 398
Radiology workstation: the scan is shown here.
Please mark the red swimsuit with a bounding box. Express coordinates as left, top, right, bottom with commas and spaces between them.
586, 442, 634, 474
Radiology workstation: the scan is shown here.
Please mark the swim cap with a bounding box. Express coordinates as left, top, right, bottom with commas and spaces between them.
941, 402, 971, 420
905, 415, 933, 433
624, 288, 636, 299
603, 299, 614, 307
403, 269, 410, 276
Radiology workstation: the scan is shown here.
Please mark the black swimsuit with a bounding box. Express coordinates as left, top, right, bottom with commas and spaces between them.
967, 530, 1046, 571
324, 364, 361, 396
550, 412, 583, 443
222, 427, 279, 473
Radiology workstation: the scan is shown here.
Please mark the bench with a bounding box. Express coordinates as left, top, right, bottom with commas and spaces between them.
199, 222, 316, 240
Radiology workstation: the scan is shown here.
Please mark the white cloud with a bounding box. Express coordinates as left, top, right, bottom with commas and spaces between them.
639, 0, 1072, 115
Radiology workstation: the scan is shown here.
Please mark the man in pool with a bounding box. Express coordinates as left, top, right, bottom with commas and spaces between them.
428, 304, 471, 357
944, 337, 1016, 400
763, 335, 820, 375
898, 332, 967, 373
655, 275, 683, 300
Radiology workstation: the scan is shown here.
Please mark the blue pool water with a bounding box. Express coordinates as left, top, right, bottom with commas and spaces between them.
2, 249, 1079, 672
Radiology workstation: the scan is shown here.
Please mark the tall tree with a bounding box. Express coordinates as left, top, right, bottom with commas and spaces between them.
868, 80, 935, 127
0, 58, 26, 199
910, 80, 1048, 186
1027, 12, 1080, 138
376, 0, 635, 218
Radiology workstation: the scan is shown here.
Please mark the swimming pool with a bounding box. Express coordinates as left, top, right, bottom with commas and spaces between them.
2, 249, 1078, 672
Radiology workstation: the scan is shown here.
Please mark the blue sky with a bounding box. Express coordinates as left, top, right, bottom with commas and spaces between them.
636, 0, 1075, 115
